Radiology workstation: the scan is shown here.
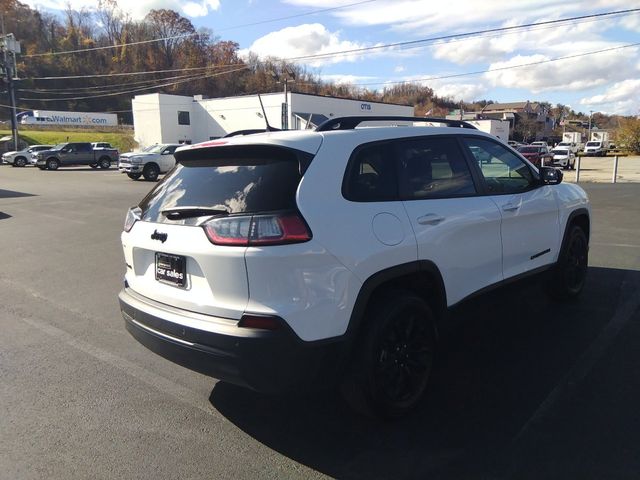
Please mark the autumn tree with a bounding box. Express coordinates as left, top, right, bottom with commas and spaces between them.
616, 117, 640, 153
144, 9, 196, 69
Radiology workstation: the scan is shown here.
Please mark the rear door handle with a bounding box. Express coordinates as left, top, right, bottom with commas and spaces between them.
417, 214, 445, 225
502, 202, 521, 212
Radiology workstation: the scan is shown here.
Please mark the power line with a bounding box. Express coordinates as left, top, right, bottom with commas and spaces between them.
284, 8, 640, 62
349, 42, 640, 87
21, 7, 639, 83
19, 41, 640, 104
19, 72, 205, 93
18, 65, 250, 101
26, 64, 225, 80
23, 0, 379, 58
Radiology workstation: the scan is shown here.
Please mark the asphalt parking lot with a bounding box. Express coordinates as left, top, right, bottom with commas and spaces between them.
1, 165, 639, 480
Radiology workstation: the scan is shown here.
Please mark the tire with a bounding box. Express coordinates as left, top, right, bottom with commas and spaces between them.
143, 163, 160, 182
37, 166, 45, 170
14, 156, 27, 167
46, 158, 59, 170
90, 163, 98, 169
341, 291, 437, 419
548, 225, 588, 300
99, 157, 111, 169
127, 172, 141, 180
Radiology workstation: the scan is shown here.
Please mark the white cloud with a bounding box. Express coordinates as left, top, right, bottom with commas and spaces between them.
242, 23, 373, 66
579, 79, 640, 115
21, 0, 220, 19
386, 75, 488, 102
394, 65, 405, 73
430, 82, 488, 102
484, 47, 640, 93
431, 15, 622, 65
283, 0, 588, 33
320, 74, 377, 84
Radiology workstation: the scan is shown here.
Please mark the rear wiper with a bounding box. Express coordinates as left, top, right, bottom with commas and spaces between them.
161, 206, 229, 220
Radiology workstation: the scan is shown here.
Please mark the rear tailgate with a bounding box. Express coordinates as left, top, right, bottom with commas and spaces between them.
122, 137, 321, 321
122, 221, 248, 319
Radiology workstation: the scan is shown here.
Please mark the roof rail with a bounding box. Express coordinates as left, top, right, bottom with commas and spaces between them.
315, 116, 478, 132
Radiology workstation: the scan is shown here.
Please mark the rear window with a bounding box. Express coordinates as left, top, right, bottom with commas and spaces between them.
139, 145, 308, 223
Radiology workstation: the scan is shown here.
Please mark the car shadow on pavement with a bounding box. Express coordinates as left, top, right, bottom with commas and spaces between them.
209, 266, 638, 480
0, 189, 36, 199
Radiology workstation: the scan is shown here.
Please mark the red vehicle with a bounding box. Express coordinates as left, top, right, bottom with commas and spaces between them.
517, 145, 553, 167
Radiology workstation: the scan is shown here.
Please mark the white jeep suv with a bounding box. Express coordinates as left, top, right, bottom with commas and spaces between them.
119, 116, 590, 417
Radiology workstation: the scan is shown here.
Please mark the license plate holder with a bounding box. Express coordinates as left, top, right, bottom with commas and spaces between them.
155, 252, 186, 287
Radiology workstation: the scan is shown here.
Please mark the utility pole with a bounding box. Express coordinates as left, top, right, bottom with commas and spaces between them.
0, 25, 21, 151
588, 110, 593, 141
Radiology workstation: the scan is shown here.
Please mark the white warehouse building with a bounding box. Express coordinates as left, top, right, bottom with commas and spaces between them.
132, 92, 413, 148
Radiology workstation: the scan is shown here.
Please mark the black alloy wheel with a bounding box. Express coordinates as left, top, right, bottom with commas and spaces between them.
548, 225, 588, 300
143, 164, 160, 181
562, 227, 588, 295
342, 291, 436, 418
374, 310, 434, 411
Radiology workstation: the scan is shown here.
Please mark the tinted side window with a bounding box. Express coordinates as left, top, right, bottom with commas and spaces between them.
78, 143, 92, 152
344, 143, 398, 202
164, 146, 178, 154
397, 137, 476, 199
464, 137, 535, 194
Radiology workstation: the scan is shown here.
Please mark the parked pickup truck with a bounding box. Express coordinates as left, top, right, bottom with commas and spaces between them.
118, 143, 181, 181
36, 142, 119, 170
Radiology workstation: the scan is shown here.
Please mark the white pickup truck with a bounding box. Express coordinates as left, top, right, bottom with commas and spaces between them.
118, 144, 181, 181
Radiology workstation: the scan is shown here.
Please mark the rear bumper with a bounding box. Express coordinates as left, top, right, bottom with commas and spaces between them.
119, 288, 349, 393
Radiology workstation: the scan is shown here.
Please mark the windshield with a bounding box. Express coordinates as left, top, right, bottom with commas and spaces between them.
558, 142, 571, 146
586, 142, 600, 147
53, 143, 66, 150
142, 144, 165, 153
553, 150, 569, 155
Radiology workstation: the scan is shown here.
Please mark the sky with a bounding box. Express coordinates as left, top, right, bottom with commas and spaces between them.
19, 0, 640, 115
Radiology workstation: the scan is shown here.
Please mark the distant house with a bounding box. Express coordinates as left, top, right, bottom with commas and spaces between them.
447, 100, 555, 140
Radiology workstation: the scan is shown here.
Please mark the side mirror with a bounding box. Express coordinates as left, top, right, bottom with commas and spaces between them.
540, 166, 562, 185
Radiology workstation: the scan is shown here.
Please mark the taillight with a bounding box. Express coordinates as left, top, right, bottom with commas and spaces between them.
124, 206, 141, 232
203, 212, 311, 246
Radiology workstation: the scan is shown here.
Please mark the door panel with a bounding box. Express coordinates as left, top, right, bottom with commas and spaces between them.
403, 197, 503, 305
397, 136, 503, 305
491, 187, 560, 279
463, 137, 560, 280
